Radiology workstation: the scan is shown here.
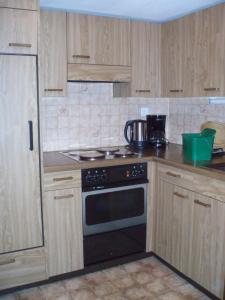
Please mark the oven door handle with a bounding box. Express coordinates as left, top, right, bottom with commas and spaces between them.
82, 182, 148, 198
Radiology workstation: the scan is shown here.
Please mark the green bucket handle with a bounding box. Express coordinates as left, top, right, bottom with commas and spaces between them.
201, 128, 216, 137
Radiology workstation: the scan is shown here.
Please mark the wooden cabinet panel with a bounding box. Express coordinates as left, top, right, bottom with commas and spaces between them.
194, 4, 225, 96
44, 170, 81, 191
0, 248, 47, 291
0, 8, 37, 54
0, 0, 38, 10
44, 188, 84, 276
67, 13, 131, 66
170, 186, 193, 275
155, 177, 173, 263
131, 21, 161, 97
162, 14, 195, 97
40, 10, 67, 97
190, 194, 225, 298
0, 55, 42, 253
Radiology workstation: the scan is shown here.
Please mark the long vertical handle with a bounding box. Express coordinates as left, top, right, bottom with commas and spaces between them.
28, 120, 34, 151
124, 121, 133, 144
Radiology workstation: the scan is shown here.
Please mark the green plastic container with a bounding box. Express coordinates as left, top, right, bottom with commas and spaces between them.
182, 128, 216, 161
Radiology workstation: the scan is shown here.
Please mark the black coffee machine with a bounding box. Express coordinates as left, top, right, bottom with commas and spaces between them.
147, 115, 167, 148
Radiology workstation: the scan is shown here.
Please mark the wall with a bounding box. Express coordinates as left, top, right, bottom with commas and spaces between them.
42, 82, 225, 151
41, 82, 169, 151
169, 98, 225, 144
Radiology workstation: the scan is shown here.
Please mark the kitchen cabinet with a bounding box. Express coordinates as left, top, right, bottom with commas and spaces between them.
0, 0, 38, 10
67, 13, 131, 66
0, 248, 47, 291
154, 163, 225, 299
190, 193, 225, 298
0, 55, 43, 254
40, 10, 67, 97
131, 21, 161, 97
43, 170, 84, 277
161, 14, 195, 97
114, 21, 161, 97
0, 8, 37, 55
193, 4, 225, 96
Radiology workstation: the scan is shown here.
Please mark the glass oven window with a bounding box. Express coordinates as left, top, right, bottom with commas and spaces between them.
85, 188, 144, 225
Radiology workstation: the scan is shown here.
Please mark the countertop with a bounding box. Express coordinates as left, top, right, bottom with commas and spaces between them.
43, 143, 225, 181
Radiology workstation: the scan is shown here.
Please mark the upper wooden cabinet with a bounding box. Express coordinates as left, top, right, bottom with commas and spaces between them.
162, 14, 195, 97
40, 10, 67, 97
67, 13, 131, 66
131, 21, 161, 97
0, 0, 38, 10
114, 21, 161, 98
162, 3, 225, 97
194, 4, 225, 96
0, 8, 37, 55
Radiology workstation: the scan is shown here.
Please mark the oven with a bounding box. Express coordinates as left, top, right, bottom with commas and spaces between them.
82, 163, 148, 266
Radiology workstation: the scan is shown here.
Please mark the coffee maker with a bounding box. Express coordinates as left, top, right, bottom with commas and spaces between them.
147, 115, 167, 147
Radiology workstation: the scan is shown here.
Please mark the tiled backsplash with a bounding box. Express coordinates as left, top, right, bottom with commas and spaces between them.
41, 83, 169, 151
41, 82, 225, 151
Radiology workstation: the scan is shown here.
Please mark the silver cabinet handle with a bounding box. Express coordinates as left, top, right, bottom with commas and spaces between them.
194, 199, 211, 208
174, 192, 188, 199
54, 194, 74, 200
166, 171, 181, 178
169, 89, 183, 93
9, 43, 32, 48
136, 89, 151, 93
0, 258, 16, 266
44, 89, 63, 92
72, 55, 90, 59
53, 176, 73, 182
204, 88, 220, 92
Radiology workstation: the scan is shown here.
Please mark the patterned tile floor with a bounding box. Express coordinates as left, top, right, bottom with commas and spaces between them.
1, 257, 211, 300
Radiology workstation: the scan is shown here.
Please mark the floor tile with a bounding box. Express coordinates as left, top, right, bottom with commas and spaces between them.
0, 257, 209, 300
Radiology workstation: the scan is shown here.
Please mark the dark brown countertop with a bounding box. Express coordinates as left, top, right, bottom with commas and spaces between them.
43, 143, 225, 181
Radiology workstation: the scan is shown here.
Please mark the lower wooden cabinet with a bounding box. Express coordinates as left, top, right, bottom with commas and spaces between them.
43, 173, 84, 277
0, 248, 47, 291
154, 164, 225, 299
190, 193, 225, 298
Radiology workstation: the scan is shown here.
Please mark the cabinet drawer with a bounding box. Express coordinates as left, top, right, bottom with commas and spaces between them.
157, 163, 225, 202
44, 170, 81, 191
0, 248, 47, 291
0, 8, 37, 54
0, 0, 38, 10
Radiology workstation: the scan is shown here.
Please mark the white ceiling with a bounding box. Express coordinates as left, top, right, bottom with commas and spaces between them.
40, 0, 225, 22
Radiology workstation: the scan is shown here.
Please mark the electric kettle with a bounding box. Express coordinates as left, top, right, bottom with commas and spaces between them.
124, 120, 148, 148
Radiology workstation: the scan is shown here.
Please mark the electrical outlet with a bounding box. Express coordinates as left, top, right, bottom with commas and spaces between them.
140, 107, 149, 117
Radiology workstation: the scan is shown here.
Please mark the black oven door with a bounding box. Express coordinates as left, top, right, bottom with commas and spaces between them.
82, 184, 147, 236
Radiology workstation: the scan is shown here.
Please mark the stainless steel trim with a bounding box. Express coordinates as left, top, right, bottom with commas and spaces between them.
82, 183, 147, 236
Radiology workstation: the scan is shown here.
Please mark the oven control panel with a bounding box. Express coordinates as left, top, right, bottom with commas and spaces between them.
82, 163, 148, 189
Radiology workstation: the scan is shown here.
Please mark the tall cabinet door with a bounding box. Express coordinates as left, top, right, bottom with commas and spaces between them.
0, 55, 42, 254
190, 194, 225, 299
131, 21, 161, 97
40, 10, 67, 97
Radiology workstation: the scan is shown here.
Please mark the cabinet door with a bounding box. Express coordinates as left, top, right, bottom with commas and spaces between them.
44, 188, 84, 276
161, 19, 183, 97
67, 13, 131, 66
0, 0, 38, 10
0, 55, 42, 253
131, 21, 161, 97
194, 4, 225, 97
155, 177, 173, 263
190, 194, 225, 298
40, 10, 67, 97
0, 8, 37, 55
171, 186, 193, 276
